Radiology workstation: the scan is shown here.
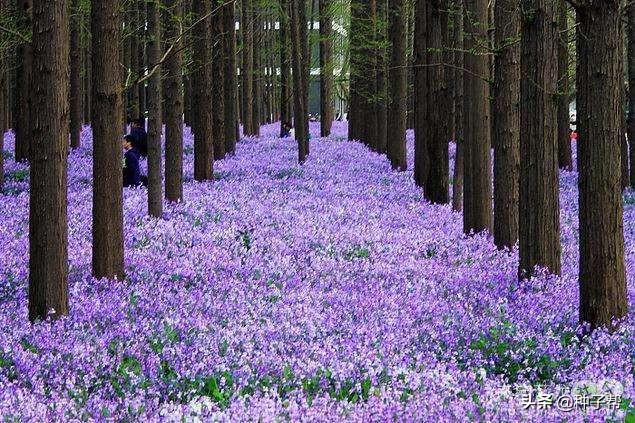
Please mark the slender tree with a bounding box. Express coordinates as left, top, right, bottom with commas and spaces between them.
451, 0, 464, 212
629, 1, 635, 187
164, 0, 183, 203
146, 0, 162, 217
82, 21, 91, 125
91, 0, 125, 279
519, 0, 560, 277
319, 0, 334, 137
492, 0, 520, 249
375, 0, 388, 152
290, 0, 309, 162
387, 0, 407, 170
15, 0, 33, 162
192, 0, 214, 180
224, 0, 239, 153
463, 0, 492, 234
575, 0, 627, 330
279, 0, 292, 135
242, 0, 254, 136
69, 0, 82, 149
29, 0, 69, 322
251, 9, 262, 137
212, 7, 226, 159
557, 0, 572, 170
416, 0, 450, 203
129, 4, 141, 121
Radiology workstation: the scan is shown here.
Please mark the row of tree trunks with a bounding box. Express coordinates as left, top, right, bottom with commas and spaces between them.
492, 0, 520, 250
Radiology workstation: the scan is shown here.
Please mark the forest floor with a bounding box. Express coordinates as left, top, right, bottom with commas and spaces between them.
0, 122, 633, 421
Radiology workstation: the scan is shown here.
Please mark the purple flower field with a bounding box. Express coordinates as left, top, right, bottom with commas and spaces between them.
0, 122, 634, 421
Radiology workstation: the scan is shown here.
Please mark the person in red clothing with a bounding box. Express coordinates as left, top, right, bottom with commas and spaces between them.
570, 130, 578, 141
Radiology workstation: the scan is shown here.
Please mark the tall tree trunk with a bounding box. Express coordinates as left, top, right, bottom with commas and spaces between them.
319, 0, 334, 137
82, 26, 91, 125
29, 0, 69, 322
15, 0, 33, 162
192, 0, 214, 180
69, 0, 82, 149
165, 0, 183, 203
387, 0, 407, 170
557, 0, 572, 170
349, 0, 376, 146
147, 0, 162, 217
451, 0, 464, 212
375, 0, 388, 152
279, 0, 292, 135
417, 0, 450, 204
629, 1, 635, 187
577, 2, 627, 331
138, 1, 147, 119
492, 0, 520, 249
519, 0, 560, 277
129, 4, 141, 121
212, 7, 226, 158
252, 11, 262, 136
91, 0, 124, 280
224, 0, 238, 153
290, 0, 309, 162
463, 0, 492, 234
0, 0, 5, 191
242, 0, 254, 136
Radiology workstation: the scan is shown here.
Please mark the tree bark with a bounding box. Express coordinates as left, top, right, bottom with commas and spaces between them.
192, 0, 214, 180
463, 0, 492, 234
290, 0, 309, 162
387, 0, 407, 170
319, 0, 334, 137
629, 2, 635, 187
492, 0, 520, 249
417, 0, 450, 204
577, 1, 627, 330
519, 0, 560, 277
252, 10, 262, 137
279, 0, 292, 135
91, 0, 125, 280
557, 0, 572, 170
138, 1, 147, 119
69, 0, 82, 149
224, 0, 238, 153
164, 0, 183, 203
15, 0, 33, 162
242, 0, 254, 136
375, 0, 388, 152
82, 25, 91, 125
451, 0, 464, 212
29, 0, 69, 322
212, 7, 226, 158
129, 4, 141, 121
146, 0, 162, 217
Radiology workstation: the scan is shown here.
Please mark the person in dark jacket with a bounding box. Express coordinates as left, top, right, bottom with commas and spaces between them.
129, 118, 148, 157
122, 135, 143, 188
